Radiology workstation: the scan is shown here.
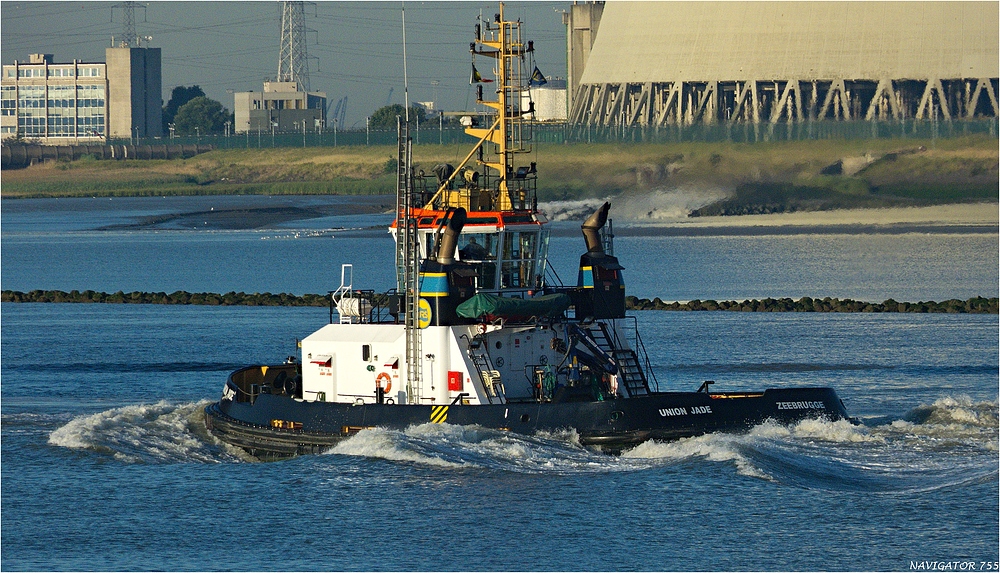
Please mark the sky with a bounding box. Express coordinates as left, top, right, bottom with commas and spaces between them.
1, 1, 569, 128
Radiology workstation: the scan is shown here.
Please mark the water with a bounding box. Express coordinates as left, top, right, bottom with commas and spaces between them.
3, 195, 997, 301
2, 196, 997, 571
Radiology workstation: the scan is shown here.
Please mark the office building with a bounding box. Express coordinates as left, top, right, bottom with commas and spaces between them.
1, 47, 162, 143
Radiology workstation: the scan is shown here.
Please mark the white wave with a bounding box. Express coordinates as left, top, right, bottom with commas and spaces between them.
537, 198, 611, 222
538, 185, 730, 223
751, 417, 885, 444
620, 410, 999, 491
609, 185, 731, 221
903, 395, 999, 429
622, 432, 771, 480
329, 423, 651, 474
48, 400, 244, 463
327, 425, 471, 469
876, 396, 1000, 453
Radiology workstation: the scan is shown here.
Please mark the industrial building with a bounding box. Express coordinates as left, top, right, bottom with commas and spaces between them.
565, 2, 999, 126
1, 48, 162, 143
525, 79, 568, 122
233, 1, 326, 134
233, 80, 326, 134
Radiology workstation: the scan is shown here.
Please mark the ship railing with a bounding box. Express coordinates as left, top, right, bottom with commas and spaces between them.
327, 289, 403, 325
412, 167, 539, 212
370, 290, 404, 324
543, 258, 566, 289
615, 316, 660, 392
227, 364, 301, 404
328, 288, 375, 324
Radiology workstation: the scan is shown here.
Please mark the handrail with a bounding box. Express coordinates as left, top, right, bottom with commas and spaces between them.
624, 315, 660, 392
424, 116, 502, 208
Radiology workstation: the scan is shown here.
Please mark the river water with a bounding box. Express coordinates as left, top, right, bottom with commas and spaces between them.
1, 195, 997, 571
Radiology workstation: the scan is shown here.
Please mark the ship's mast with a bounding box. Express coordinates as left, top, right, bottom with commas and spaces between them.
396, 119, 423, 405
426, 2, 536, 212
467, 2, 533, 210
397, 5, 421, 404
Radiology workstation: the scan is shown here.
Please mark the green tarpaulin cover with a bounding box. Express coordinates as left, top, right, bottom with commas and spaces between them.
456, 293, 571, 320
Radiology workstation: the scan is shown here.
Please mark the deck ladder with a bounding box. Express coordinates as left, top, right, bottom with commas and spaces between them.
577, 322, 650, 397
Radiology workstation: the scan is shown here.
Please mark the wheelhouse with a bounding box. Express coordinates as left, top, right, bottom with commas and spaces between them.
390, 208, 549, 297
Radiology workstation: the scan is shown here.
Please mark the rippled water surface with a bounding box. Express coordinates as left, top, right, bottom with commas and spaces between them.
1, 197, 997, 571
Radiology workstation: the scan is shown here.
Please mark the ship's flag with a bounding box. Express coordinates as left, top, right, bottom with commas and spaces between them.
528, 66, 547, 87
470, 64, 494, 84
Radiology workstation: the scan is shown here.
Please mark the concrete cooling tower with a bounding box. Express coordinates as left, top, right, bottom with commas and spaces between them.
565, 2, 999, 126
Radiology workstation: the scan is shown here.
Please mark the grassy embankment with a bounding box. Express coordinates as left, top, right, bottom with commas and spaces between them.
2, 135, 997, 213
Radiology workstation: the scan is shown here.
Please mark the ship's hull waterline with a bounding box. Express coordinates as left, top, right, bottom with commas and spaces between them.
205, 379, 852, 459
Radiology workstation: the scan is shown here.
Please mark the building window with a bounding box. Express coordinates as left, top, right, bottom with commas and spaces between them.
47, 115, 75, 136
48, 84, 75, 108
17, 85, 44, 108
17, 67, 46, 78
18, 115, 46, 136
76, 84, 105, 109
77, 114, 104, 137
1, 85, 15, 116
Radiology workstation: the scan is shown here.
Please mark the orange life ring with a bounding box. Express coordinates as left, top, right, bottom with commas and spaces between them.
376, 372, 392, 394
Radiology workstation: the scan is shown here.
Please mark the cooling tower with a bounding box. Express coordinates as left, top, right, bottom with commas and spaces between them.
567, 2, 999, 125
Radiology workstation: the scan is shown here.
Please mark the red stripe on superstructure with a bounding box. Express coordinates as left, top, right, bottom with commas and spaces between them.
389, 208, 544, 230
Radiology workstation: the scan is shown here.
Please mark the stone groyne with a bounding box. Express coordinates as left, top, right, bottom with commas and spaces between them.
624, 295, 998, 314
2, 290, 996, 314
1, 290, 329, 307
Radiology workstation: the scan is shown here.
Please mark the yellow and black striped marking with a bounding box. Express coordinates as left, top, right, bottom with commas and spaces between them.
430, 405, 449, 424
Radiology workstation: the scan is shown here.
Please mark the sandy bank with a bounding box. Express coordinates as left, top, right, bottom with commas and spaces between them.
609, 203, 999, 236
682, 203, 998, 228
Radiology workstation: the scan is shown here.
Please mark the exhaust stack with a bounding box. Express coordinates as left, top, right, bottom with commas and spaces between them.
581, 202, 611, 254
436, 207, 467, 265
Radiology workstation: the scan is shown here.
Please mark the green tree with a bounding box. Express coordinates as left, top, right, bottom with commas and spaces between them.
173, 96, 229, 136
368, 104, 427, 129
162, 85, 205, 132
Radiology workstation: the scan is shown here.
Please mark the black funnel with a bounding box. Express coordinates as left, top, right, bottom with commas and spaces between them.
581, 202, 610, 254
436, 207, 467, 264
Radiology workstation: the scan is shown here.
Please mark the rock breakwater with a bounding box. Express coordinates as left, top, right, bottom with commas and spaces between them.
3, 290, 996, 314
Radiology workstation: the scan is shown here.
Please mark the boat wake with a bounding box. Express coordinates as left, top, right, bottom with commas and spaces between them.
625, 395, 998, 491
47, 400, 252, 463
45, 395, 997, 491
329, 395, 998, 491
326, 423, 655, 474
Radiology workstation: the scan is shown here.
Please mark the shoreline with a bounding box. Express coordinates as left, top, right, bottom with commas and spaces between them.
626, 203, 999, 229
3, 194, 995, 235
606, 203, 998, 237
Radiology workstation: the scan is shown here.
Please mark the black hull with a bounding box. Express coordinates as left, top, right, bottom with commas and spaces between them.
204, 386, 853, 459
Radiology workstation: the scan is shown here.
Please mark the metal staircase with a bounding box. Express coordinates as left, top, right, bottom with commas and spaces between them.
467, 340, 504, 404
575, 322, 650, 397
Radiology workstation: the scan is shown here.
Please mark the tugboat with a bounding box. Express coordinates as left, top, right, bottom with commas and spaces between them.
204, 4, 853, 459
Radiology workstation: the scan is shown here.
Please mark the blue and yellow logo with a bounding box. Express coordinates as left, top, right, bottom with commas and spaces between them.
418, 298, 432, 329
